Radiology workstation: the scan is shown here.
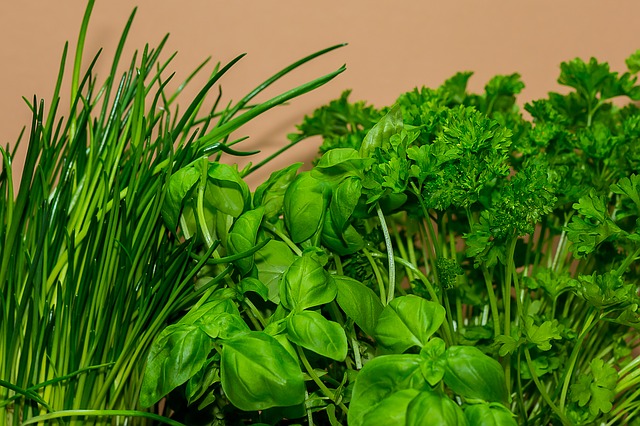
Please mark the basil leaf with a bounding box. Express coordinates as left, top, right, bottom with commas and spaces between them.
406, 391, 468, 426
221, 331, 305, 411
254, 162, 303, 221
206, 162, 250, 217
334, 276, 383, 336
283, 172, 330, 243
254, 239, 296, 303
444, 345, 509, 404
348, 354, 425, 426
162, 165, 199, 232
140, 324, 213, 407
227, 207, 264, 275
374, 295, 446, 353
464, 403, 518, 426
286, 310, 347, 361
280, 253, 337, 311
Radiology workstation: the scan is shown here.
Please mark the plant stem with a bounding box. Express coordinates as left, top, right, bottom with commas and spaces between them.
524, 347, 572, 426
376, 203, 395, 303
296, 346, 348, 415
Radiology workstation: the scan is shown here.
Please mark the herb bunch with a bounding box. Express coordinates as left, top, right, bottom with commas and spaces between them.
142, 52, 640, 425
0, 2, 343, 425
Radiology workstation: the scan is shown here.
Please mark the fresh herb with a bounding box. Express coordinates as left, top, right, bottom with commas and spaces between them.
141, 52, 640, 424
0, 2, 343, 425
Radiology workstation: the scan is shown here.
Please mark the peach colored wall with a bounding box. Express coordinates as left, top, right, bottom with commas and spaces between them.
1, 1, 639, 188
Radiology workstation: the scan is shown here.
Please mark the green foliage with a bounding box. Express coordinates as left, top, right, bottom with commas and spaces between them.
137, 49, 640, 425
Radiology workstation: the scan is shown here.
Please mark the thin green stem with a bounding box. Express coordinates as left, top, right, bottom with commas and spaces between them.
376, 203, 396, 303
296, 346, 348, 415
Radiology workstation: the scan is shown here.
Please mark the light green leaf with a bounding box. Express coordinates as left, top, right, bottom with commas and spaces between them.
221, 331, 305, 411
374, 295, 446, 353
286, 310, 347, 361
334, 276, 384, 336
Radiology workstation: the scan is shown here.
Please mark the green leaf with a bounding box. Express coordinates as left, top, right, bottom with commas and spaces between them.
359, 105, 404, 157
374, 295, 446, 353
140, 324, 213, 407
464, 403, 518, 426
570, 358, 618, 417
312, 148, 373, 184
206, 162, 250, 217
334, 275, 384, 336
254, 163, 303, 221
329, 176, 362, 231
626, 49, 640, 74
280, 252, 337, 311
286, 310, 347, 361
237, 277, 269, 301
220, 331, 305, 411
406, 391, 468, 426
162, 165, 200, 231
444, 345, 508, 404
283, 172, 330, 243
419, 337, 447, 386
524, 317, 562, 351
227, 207, 264, 275
360, 389, 420, 426
348, 354, 426, 426
321, 213, 365, 255
254, 239, 296, 303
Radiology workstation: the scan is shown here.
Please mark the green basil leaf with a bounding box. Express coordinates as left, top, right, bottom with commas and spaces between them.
312, 148, 373, 184
221, 331, 305, 411
330, 176, 362, 231
419, 337, 447, 386
348, 354, 426, 426
237, 277, 270, 301
444, 345, 508, 404
206, 162, 250, 217
360, 389, 420, 426
286, 310, 348, 361
280, 253, 337, 311
334, 276, 384, 336
464, 403, 518, 426
227, 207, 264, 275
359, 105, 403, 158
283, 172, 330, 243
162, 165, 199, 232
186, 356, 220, 406
140, 324, 213, 407
254, 239, 296, 303
406, 391, 468, 426
321, 212, 365, 256
374, 295, 446, 353
197, 312, 250, 340
180, 297, 240, 326
254, 162, 303, 221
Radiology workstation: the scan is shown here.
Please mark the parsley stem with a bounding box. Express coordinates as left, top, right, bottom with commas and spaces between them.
558, 308, 597, 412
524, 347, 572, 426
376, 203, 396, 304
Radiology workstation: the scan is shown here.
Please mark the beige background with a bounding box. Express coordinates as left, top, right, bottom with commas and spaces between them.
1, 1, 639, 188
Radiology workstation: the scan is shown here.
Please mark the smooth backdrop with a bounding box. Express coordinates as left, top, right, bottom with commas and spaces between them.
2, 1, 639, 187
